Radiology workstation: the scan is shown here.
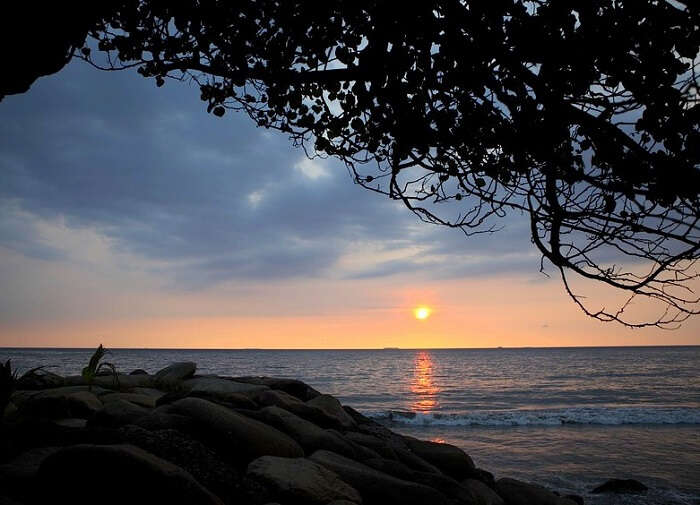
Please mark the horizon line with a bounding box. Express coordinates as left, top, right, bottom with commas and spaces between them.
1, 344, 698, 351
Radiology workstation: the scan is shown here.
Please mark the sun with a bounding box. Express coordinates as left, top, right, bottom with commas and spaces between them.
414, 307, 431, 320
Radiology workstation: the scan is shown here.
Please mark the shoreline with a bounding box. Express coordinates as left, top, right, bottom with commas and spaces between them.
0, 360, 660, 505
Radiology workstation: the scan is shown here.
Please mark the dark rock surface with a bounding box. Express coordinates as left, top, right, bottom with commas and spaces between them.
36, 444, 223, 504
1, 362, 596, 505
592, 478, 648, 494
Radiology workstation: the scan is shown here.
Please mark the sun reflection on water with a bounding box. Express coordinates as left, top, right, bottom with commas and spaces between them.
410, 351, 440, 412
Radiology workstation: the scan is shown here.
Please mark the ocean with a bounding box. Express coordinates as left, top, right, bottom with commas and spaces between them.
2, 346, 699, 504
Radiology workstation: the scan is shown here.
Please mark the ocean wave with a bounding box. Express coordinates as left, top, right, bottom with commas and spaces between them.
366, 406, 700, 426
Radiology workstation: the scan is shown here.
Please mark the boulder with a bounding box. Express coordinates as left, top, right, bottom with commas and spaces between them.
37, 444, 223, 505
63, 373, 153, 389
310, 450, 451, 505
169, 398, 303, 463
463, 479, 505, 505
565, 495, 585, 505
496, 478, 578, 505
154, 362, 197, 385
0, 446, 61, 501
233, 377, 321, 401
344, 432, 398, 460
101, 392, 157, 408
15, 369, 64, 390
52, 418, 88, 429
118, 425, 243, 502
306, 395, 357, 430
402, 436, 475, 479
248, 456, 362, 505
129, 387, 166, 399
88, 399, 149, 428
257, 406, 357, 458
134, 405, 196, 432
184, 376, 268, 395
362, 457, 414, 480
65, 391, 103, 416
592, 478, 648, 494
129, 369, 149, 375
394, 446, 442, 474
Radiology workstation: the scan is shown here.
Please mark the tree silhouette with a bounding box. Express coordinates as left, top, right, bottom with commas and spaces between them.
2, 1, 699, 327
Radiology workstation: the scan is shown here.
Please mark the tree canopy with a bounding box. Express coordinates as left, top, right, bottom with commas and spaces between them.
2, 0, 699, 327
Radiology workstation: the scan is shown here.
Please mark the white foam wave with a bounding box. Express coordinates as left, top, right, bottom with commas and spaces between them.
366, 406, 700, 426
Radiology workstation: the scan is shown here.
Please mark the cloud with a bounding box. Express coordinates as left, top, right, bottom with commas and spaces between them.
0, 59, 545, 293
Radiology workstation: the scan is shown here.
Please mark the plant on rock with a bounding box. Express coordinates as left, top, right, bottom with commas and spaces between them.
82, 344, 119, 391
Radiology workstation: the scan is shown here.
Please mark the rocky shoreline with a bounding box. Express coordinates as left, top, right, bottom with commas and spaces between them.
0, 362, 643, 505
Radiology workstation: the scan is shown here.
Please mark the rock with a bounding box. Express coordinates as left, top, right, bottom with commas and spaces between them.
88, 399, 149, 428
118, 425, 244, 502
15, 369, 64, 390
402, 436, 475, 479
101, 392, 157, 408
37, 444, 223, 504
592, 478, 648, 494
254, 389, 307, 410
248, 456, 362, 505
258, 406, 358, 458
130, 368, 149, 375
65, 391, 103, 416
306, 395, 357, 430
345, 432, 398, 460
394, 446, 442, 474
409, 470, 480, 504
0, 446, 61, 501
565, 494, 585, 505
233, 376, 321, 401
129, 387, 166, 399
154, 362, 197, 385
362, 457, 414, 480
463, 479, 505, 505
133, 405, 196, 432
169, 398, 303, 463
63, 373, 153, 389
184, 376, 268, 395
310, 450, 450, 505
52, 418, 88, 429
496, 478, 578, 505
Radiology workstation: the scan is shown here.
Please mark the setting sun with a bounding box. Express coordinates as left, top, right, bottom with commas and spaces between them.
414, 307, 431, 320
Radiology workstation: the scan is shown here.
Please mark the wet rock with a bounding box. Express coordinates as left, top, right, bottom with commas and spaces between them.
310, 450, 450, 505
402, 436, 475, 479
463, 479, 505, 505
129, 369, 149, 375
345, 432, 397, 460
592, 478, 648, 494
306, 395, 357, 430
258, 406, 357, 458
154, 362, 197, 386
169, 397, 303, 463
233, 377, 321, 401
248, 456, 362, 505
496, 478, 578, 505
37, 444, 223, 504
88, 399, 149, 428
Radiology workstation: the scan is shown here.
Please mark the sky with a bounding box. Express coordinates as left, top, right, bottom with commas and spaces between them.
0, 61, 698, 348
